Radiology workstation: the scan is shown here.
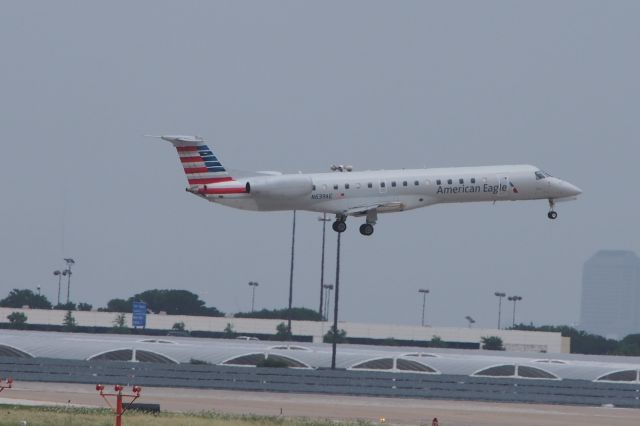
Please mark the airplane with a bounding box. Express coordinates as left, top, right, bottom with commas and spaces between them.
157, 135, 582, 236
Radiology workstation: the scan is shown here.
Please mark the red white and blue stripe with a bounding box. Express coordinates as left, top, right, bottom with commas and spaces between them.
177, 145, 233, 185
162, 136, 247, 195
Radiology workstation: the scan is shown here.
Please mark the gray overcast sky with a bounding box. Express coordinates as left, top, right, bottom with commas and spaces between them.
1, 1, 638, 329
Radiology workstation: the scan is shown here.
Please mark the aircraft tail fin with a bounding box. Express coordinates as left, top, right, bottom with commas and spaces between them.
159, 135, 235, 186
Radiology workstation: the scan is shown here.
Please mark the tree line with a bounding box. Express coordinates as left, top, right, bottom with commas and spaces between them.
0, 288, 323, 320
3, 288, 638, 355
0, 289, 92, 311
512, 324, 640, 356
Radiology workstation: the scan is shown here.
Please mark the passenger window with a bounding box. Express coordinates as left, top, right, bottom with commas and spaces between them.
403, 181, 408, 187
333, 184, 338, 190
322, 184, 328, 190
345, 183, 350, 189
367, 183, 373, 188
312, 185, 316, 191
447, 179, 452, 185
459, 178, 464, 184
471, 178, 476, 184
356, 183, 362, 189
436, 179, 441, 185
414, 180, 419, 186
391, 181, 396, 187
380, 182, 386, 188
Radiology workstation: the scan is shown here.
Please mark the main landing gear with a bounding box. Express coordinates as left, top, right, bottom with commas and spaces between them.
332, 211, 377, 236
359, 209, 377, 236
547, 199, 558, 220
359, 223, 374, 236
332, 218, 347, 233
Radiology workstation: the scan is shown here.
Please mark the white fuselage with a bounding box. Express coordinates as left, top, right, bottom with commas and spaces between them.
203, 164, 581, 216
158, 135, 580, 235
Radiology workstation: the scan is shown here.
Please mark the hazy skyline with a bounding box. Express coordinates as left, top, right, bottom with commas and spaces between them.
581, 250, 640, 338
1, 1, 639, 329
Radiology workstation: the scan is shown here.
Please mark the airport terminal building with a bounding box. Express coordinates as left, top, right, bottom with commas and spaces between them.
0, 309, 637, 408
0, 329, 639, 408
0, 329, 635, 381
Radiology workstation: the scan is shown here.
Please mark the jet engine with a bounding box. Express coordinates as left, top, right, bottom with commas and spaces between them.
245, 175, 313, 199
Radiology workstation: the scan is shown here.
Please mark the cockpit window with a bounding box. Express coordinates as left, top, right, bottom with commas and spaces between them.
535, 170, 552, 180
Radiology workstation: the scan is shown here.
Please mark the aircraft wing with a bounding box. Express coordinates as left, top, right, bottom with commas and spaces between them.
342, 202, 405, 217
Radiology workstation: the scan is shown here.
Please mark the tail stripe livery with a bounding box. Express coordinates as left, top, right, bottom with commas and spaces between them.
160, 135, 246, 191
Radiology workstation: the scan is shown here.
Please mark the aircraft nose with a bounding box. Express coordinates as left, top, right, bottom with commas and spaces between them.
562, 181, 582, 197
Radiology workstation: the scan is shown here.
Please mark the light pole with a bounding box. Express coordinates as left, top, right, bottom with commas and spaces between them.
248, 281, 259, 312
508, 295, 523, 327
323, 284, 333, 320
465, 316, 476, 328
418, 289, 430, 327
63, 258, 75, 304
318, 214, 331, 317
494, 292, 506, 329
331, 232, 342, 370
287, 211, 296, 337
53, 270, 62, 306
62, 270, 71, 304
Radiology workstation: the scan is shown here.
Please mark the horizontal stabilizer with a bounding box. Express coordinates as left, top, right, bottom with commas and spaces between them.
160, 135, 204, 145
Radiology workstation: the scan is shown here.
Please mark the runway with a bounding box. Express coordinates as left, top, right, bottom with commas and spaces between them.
0, 381, 638, 425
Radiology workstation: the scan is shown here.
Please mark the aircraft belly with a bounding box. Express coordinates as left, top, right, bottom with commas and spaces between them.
217, 195, 329, 213
213, 197, 260, 211
250, 196, 309, 212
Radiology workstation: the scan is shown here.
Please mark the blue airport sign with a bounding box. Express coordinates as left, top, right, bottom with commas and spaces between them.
132, 301, 147, 328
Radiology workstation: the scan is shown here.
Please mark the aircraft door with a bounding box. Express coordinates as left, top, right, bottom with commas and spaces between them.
497, 175, 509, 197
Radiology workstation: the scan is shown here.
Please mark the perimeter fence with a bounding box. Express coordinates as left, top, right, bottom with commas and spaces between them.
0, 357, 638, 408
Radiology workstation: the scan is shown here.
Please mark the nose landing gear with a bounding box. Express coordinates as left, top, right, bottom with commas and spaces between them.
547, 199, 558, 220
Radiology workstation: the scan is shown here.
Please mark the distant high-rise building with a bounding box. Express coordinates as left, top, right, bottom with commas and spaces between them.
580, 250, 640, 339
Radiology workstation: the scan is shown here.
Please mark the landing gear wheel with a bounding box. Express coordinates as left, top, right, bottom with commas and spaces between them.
359, 223, 374, 236
332, 221, 347, 233
548, 211, 558, 220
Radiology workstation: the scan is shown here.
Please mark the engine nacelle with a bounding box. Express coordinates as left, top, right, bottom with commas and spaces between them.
245, 175, 313, 199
